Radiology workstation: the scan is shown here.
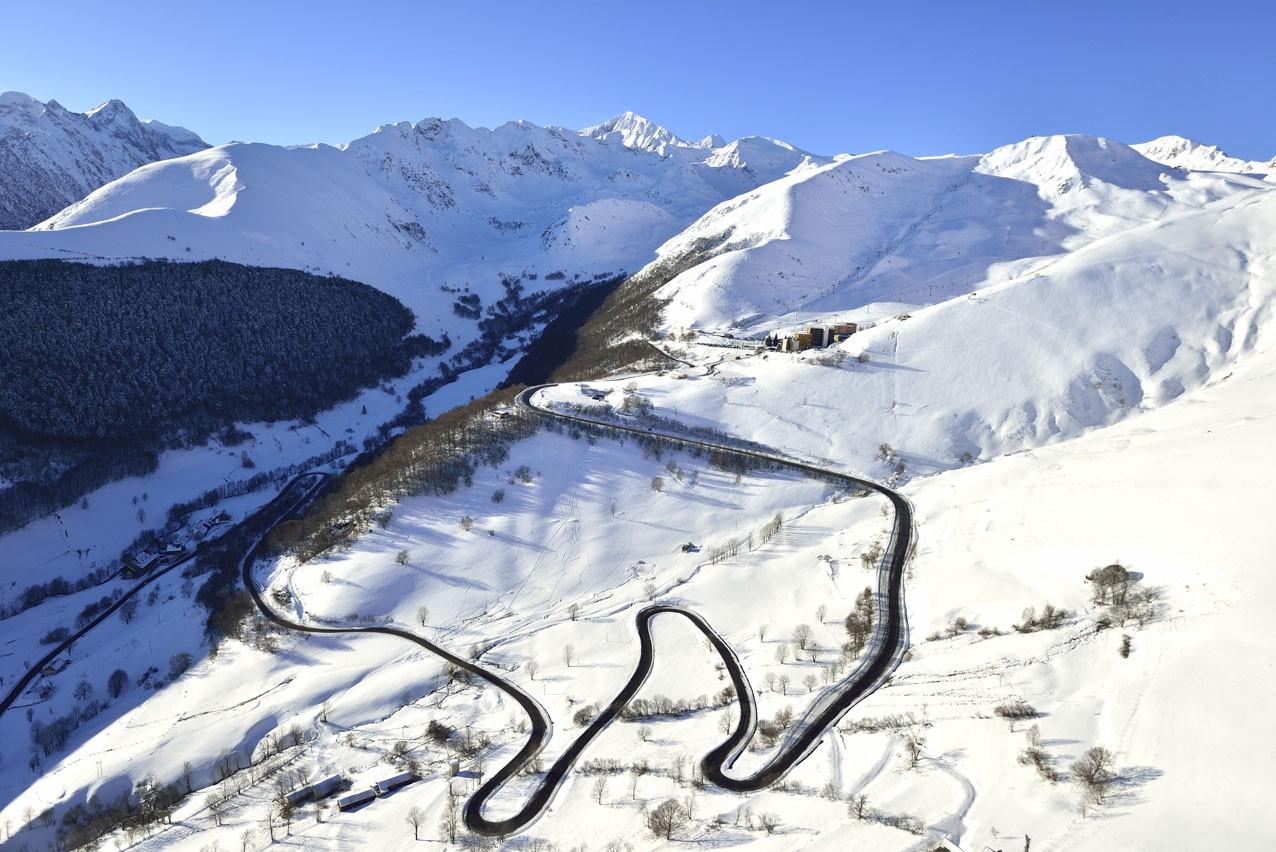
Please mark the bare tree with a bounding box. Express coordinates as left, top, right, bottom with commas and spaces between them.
816, 604, 828, 623
592, 776, 608, 805
630, 759, 650, 799
638, 725, 653, 743
804, 674, 818, 693
563, 644, 576, 668
777, 674, 790, 695
646, 799, 689, 840
568, 603, 580, 621
758, 812, 781, 834
792, 624, 813, 651
262, 804, 279, 843
416, 606, 429, 626
396, 549, 410, 565
849, 794, 870, 820
240, 828, 254, 852
758, 624, 768, 642
1071, 746, 1116, 806
775, 642, 789, 665
206, 793, 227, 827
904, 727, 926, 768
525, 660, 538, 681
406, 806, 424, 841
439, 801, 459, 843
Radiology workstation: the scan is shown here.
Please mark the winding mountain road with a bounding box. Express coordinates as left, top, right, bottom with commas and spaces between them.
241, 379, 914, 837
0, 345, 912, 841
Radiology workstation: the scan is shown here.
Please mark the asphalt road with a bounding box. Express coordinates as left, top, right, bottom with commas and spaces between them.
20, 370, 912, 838
240, 381, 913, 837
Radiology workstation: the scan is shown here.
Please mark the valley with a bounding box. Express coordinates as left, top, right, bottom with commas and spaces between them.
0, 96, 1272, 852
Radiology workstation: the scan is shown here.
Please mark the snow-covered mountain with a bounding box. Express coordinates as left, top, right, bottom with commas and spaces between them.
583, 110, 824, 196
0, 112, 820, 334
0, 91, 206, 230
581, 110, 703, 154
1133, 134, 1274, 177
4, 108, 1276, 852
648, 134, 1272, 330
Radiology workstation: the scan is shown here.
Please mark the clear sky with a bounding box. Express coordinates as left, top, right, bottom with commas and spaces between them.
3, 0, 1274, 159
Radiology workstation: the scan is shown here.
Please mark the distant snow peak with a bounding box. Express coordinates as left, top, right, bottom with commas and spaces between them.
0, 91, 207, 230
580, 110, 694, 155
1133, 134, 1273, 176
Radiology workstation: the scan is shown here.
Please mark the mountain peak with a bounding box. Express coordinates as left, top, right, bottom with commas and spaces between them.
0, 93, 208, 229
86, 98, 138, 126
580, 111, 692, 155
0, 90, 45, 114
1132, 135, 1271, 174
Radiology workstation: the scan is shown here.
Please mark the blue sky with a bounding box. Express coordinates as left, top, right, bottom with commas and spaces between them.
3, 0, 1274, 158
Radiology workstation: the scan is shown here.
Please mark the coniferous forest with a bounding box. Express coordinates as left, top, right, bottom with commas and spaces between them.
0, 259, 445, 533
0, 259, 435, 439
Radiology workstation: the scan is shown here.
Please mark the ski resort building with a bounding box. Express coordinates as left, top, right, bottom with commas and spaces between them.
767, 321, 859, 353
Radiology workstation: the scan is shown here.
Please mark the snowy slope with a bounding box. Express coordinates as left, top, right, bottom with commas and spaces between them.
0, 91, 206, 230
1133, 134, 1274, 177
651, 135, 1270, 330
555, 182, 1276, 484
4, 116, 1276, 852
11, 297, 1274, 851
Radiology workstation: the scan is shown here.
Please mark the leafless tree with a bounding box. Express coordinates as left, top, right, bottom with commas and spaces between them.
593, 776, 608, 805
849, 793, 870, 820
775, 643, 789, 665
439, 801, 459, 843
563, 644, 576, 667
568, 603, 580, 621
646, 799, 689, 840
526, 660, 538, 681
416, 606, 429, 626
904, 727, 926, 768
777, 674, 791, 695
1071, 746, 1116, 806
804, 674, 818, 693
630, 759, 650, 799
206, 793, 227, 827
406, 805, 425, 841
792, 624, 813, 651
816, 604, 828, 623
758, 812, 781, 834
